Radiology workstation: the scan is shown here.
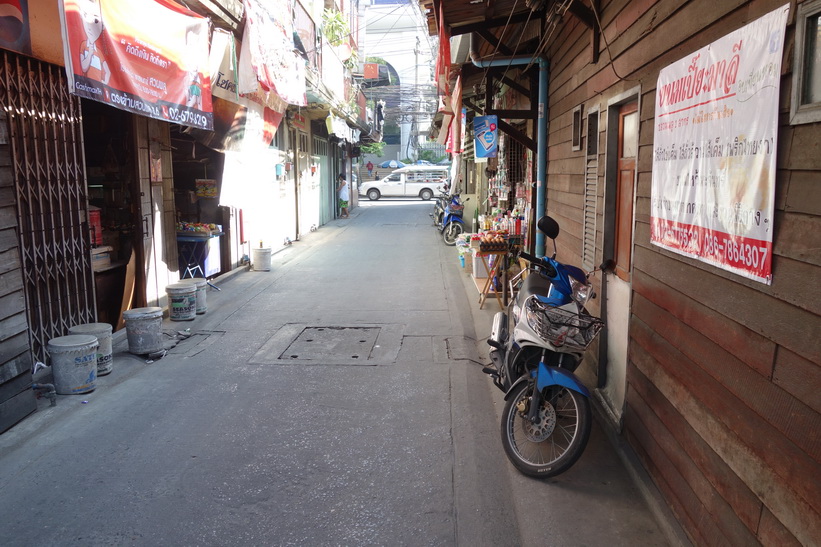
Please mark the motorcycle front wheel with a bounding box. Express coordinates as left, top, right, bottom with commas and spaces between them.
501, 382, 591, 478
442, 222, 464, 245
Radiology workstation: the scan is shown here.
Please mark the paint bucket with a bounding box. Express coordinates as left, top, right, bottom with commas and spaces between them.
68, 322, 113, 376
177, 278, 207, 314
166, 283, 196, 321
122, 306, 164, 355
252, 247, 272, 271
47, 334, 98, 395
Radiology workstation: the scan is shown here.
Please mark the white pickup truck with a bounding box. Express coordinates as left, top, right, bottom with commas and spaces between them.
359, 166, 449, 201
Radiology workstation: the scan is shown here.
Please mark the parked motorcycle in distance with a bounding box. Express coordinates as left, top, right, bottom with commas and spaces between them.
440, 194, 468, 246
430, 182, 450, 227
482, 216, 605, 477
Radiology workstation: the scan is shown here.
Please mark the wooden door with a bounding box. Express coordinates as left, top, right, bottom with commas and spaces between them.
615, 102, 638, 281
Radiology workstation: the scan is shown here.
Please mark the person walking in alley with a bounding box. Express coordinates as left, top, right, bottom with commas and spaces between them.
366, 160, 373, 177
337, 174, 349, 218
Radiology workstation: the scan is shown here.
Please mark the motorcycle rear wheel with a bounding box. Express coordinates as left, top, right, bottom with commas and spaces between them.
442, 222, 464, 245
501, 381, 591, 478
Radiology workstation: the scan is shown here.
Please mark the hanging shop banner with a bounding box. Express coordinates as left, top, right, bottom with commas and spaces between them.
650, 4, 789, 285
474, 115, 498, 159
60, 0, 213, 130
239, 0, 306, 106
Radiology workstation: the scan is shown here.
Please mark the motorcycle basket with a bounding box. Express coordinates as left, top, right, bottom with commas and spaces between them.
449, 203, 464, 212
526, 297, 604, 352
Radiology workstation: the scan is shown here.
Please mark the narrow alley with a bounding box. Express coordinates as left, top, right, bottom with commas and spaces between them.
0, 201, 670, 546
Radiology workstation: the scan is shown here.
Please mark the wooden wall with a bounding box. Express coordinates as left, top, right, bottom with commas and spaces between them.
0, 122, 35, 433
542, 0, 819, 544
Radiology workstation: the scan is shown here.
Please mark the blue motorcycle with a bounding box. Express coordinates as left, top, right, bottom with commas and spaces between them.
440, 194, 468, 246
483, 216, 605, 477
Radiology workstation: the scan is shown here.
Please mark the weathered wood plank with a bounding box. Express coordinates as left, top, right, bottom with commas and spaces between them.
624, 420, 708, 546
773, 211, 821, 267
786, 119, 821, 171
633, 238, 821, 364
626, 380, 754, 546
634, 220, 821, 317
784, 170, 821, 216
0, 311, 29, 345
632, 292, 819, 461
773, 347, 821, 416
631, 317, 821, 545
0, 270, 24, 301
0, 349, 31, 384
757, 505, 803, 546
0, 227, 20, 253
0, 290, 25, 321
0, 377, 36, 434
0, 206, 17, 231
629, 361, 764, 535
633, 268, 775, 376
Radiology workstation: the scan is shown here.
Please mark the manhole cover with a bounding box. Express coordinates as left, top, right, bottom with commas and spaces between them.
280, 327, 380, 361
250, 324, 403, 366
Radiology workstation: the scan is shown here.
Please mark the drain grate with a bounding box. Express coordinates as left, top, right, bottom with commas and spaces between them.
250, 323, 404, 366
280, 327, 380, 360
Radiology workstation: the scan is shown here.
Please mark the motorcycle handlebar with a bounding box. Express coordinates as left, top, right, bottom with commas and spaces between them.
519, 251, 558, 279
519, 251, 537, 263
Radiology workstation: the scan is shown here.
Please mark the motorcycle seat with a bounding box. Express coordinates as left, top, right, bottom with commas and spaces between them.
520, 271, 552, 299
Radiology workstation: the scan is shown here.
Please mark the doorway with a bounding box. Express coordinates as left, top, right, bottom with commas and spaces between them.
601, 95, 639, 424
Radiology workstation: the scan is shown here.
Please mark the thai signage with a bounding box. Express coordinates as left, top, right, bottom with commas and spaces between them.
650, 4, 789, 284
60, 0, 213, 130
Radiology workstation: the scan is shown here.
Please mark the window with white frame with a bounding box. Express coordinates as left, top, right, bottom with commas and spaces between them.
791, 0, 821, 124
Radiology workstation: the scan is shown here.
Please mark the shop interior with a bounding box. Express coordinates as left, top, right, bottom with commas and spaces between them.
169, 125, 226, 281
82, 99, 139, 328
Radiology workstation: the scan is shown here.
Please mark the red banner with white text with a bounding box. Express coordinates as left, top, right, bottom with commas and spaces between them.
60, 0, 213, 130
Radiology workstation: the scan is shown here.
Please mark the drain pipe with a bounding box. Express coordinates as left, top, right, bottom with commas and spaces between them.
470, 34, 549, 256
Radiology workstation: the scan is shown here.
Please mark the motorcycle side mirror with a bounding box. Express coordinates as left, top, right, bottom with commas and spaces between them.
536, 216, 560, 240
599, 259, 615, 273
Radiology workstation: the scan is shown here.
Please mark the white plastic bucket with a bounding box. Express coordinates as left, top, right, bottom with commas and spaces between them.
252, 247, 272, 271
68, 322, 113, 376
178, 278, 207, 314
122, 306, 164, 355
47, 334, 98, 395
166, 283, 196, 321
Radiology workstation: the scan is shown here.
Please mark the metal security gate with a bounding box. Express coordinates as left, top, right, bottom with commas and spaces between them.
0, 51, 95, 362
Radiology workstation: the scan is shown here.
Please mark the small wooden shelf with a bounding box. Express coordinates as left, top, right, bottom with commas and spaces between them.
471, 276, 497, 294
471, 250, 506, 309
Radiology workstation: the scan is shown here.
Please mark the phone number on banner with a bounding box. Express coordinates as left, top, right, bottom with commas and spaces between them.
163, 106, 213, 130
650, 218, 772, 280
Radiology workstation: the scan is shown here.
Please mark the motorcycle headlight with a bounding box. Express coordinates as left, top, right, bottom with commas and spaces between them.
512, 303, 521, 324
570, 277, 594, 306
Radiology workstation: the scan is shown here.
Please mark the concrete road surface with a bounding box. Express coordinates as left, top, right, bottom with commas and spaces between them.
0, 200, 677, 546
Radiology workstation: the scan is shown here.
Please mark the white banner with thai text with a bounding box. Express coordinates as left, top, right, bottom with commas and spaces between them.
650, 4, 789, 284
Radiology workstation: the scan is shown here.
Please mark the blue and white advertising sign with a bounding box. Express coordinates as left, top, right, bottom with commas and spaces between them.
474, 115, 498, 158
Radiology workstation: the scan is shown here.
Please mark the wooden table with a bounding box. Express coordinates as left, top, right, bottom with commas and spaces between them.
473, 250, 506, 309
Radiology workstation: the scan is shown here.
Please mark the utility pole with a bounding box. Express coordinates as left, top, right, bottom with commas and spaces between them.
412, 36, 420, 162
